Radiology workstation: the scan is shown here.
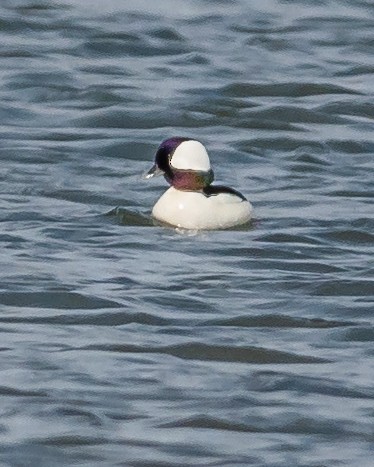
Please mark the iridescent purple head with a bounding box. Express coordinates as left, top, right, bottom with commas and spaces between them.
145, 137, 214, 190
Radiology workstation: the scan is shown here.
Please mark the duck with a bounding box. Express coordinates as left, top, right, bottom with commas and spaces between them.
145, 137, 252, 230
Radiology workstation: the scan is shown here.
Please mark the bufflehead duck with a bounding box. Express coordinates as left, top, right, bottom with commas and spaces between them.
145, 137, 252, 230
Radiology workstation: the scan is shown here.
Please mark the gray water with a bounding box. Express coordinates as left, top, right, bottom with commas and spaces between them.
0, 0, 373, 465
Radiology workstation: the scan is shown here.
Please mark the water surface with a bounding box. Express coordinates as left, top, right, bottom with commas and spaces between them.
0, 0, 373, 465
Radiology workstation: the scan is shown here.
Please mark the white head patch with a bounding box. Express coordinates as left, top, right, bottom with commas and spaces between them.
170, 140, 211, 171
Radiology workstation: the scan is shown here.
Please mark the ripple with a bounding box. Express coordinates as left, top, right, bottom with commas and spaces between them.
246, 371, 374, 399
41, 435, 107, 447
204, 314, 356, 328
0, 292, 121, 309
158, 415, 262, 433
80, 33, 189, 58
83, 342, 328, 364
244, 105, 347, 123
318, 101, 374, 119
44, 189, 125, 207
0, 310, 169, 326
312, 281, 374, 297
336, 64, 374, 77
109, 207, 154, 227
0, 386, 48, 397
149, 27, 185, 42
168, 52, 209, 65
220, 82, 361, 98
336, 327, 374, 343
323, 229, 374, 244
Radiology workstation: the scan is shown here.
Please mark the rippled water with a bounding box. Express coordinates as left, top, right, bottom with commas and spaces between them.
1, 0, 373, 465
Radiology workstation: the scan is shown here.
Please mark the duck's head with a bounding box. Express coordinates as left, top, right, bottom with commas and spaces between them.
145, 137, 214, 190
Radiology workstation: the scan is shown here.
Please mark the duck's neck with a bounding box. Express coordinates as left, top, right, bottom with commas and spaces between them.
168, 168, 214, 191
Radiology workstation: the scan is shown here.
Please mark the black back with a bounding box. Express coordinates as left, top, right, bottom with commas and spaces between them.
203, 185, 247, 201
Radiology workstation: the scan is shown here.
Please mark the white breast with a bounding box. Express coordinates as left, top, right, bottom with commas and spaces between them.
152, 187, 252, 230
